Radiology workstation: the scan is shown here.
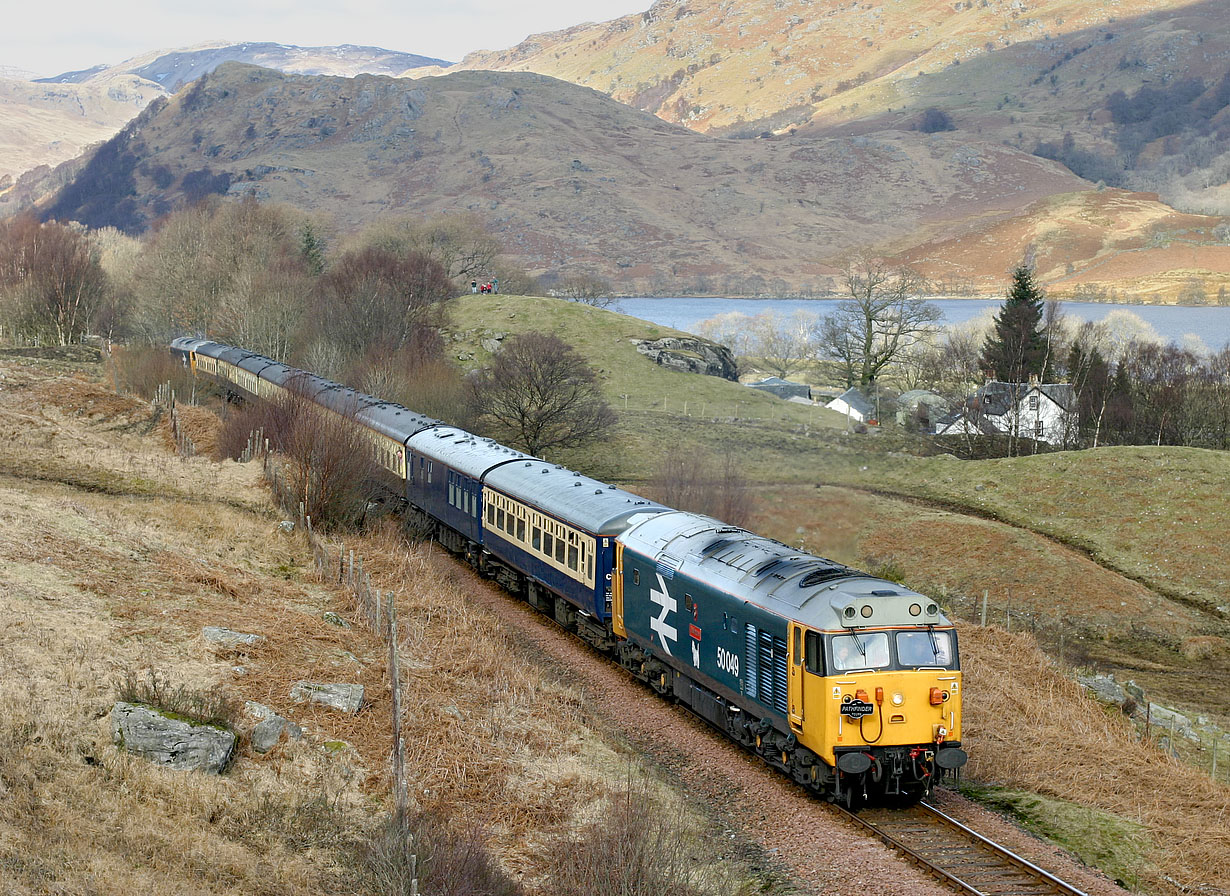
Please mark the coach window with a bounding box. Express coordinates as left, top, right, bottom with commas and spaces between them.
543, 532, 553, 556
532, 526, 541, 551
555, 536, 566, 564
517, 518, 526, 542
568, 543, 578, 571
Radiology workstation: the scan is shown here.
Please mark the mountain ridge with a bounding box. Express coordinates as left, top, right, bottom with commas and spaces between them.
0, 42, 450, 184
27, 61, 1228, 298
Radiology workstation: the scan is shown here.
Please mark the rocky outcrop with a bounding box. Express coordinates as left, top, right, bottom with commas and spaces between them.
633, 336, 738, 381
290, 681, 364, 713
202, 625, 264, 649
110, 702, 237, 773
245, 701, 304, 753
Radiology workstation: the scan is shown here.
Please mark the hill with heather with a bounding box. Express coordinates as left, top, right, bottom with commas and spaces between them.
6, 1, 1230, 297
457, 0, 1230, 217
23, 62, 1230, 298
0, 43, 448, 187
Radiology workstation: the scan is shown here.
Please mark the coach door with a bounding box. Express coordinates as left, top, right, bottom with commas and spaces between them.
788, 622, 805, 731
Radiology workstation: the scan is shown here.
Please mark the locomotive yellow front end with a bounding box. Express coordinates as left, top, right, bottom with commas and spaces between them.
790, 593, 967, 805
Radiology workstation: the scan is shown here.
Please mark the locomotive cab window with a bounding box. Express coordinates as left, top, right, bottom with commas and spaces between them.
896, 630, 955, 668
830, 632, 891, 671
633, 568, 640, 586
804, 630, 823, 674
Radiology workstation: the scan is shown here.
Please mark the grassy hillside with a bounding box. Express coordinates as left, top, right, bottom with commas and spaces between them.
1, 339, 1228, 893
451, 296, 1230, 722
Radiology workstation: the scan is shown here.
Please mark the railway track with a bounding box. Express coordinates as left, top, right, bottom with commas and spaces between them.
840, 799, 1089, 896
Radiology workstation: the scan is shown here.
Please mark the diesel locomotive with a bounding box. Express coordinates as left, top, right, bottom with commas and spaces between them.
171, 336, 967, 805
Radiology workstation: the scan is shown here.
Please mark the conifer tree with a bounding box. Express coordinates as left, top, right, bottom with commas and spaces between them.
981, 264, 1049, 382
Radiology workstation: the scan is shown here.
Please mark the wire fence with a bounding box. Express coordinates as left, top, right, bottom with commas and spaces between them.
152, 382, 196, 458
261, 445, 418, 892
935, 583, 1230, 787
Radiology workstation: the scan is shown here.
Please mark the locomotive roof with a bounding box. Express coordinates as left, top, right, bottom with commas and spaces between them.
486, 460, 668, 535
408, 426, 530, 477
171, 336, 212, 353
621, 511, 950, 631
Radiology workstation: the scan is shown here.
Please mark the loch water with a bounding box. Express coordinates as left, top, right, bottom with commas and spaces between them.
614, 297, 1230, 353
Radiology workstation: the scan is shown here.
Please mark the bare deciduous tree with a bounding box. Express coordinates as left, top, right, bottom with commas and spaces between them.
648, 444, 755, 527
0, 215, 110, 344
749, 310, 813, 378
468, 331, 615, 457
551, 272, 615, 306
130, 198, 315, 356
815, 256, 941, 387
226, 375, 381, 529
361, 213, 502, 284
351, 334, 470, 428
310, 246, 453, 363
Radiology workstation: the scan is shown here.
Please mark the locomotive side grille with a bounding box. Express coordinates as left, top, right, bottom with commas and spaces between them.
751, 630, 789, 715
770, 637, 788, 714
745, 624, 759, 701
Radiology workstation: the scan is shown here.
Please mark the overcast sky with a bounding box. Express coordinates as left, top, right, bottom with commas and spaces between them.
2, 1, 649, 78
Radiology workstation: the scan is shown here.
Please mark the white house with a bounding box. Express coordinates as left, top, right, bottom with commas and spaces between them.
934, 379, 1077, 446
826, 387, 876, 424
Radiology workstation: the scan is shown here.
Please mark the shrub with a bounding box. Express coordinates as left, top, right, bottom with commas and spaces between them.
648, 444, 755, 527
112, 344, 196, 400
116, 668, 240, 730
542, 772, 747, 896
362, 810, 523, 896
919, 107, 955, 133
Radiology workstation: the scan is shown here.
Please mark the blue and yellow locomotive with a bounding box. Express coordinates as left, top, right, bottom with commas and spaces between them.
172, 337, 967, 804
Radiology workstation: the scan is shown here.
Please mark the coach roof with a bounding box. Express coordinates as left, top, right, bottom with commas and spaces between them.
485, 460, 668, 535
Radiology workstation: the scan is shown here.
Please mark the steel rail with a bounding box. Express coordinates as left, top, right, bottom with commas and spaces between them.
836, 798, 1090, 896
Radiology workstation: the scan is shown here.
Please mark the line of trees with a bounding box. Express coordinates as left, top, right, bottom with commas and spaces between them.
701, 260, 1230, 452
0, 199, 531, 358
3, 197, 623, 466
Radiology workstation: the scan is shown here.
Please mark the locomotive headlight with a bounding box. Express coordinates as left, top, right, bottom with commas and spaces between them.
891, 692, 904, 706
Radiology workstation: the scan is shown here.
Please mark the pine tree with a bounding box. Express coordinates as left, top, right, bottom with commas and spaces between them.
981, 264, 1049, 383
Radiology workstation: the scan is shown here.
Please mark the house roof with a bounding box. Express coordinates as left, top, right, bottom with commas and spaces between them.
748, 377, 812, 400
975, 381, 1075, 415
828, 387, 875, 417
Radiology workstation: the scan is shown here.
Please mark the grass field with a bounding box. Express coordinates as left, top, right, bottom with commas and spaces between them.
450, 295, 1230, 800
1, 321, 1228, 894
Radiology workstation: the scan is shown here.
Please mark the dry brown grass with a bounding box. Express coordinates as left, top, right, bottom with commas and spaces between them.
5, 348, 1228, 896
961, 625, 1230, 894
0, 352, 758, 896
